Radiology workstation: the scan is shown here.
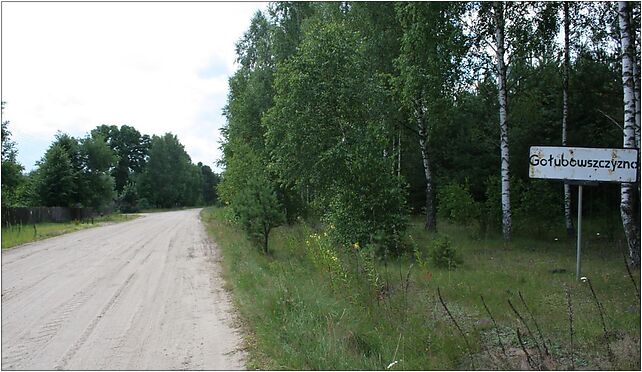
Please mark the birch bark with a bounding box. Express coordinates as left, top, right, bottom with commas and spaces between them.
633, 63, 641, 149
417, 105, 437, 232
562, 2, 574, 237
494, 2, 512, 241
630, 7, 641, 150
618, 1, 640, 267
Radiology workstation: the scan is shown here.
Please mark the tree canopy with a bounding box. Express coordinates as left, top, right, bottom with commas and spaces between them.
219, 1, 640, 259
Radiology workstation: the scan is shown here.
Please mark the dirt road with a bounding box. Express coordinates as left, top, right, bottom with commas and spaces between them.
1, 209, 245, 370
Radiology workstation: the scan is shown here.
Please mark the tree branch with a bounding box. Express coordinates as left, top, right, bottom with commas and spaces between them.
597, 109, 624, 131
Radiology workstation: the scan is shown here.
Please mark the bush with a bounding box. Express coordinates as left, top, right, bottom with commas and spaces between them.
513, 179, 563, 234
118, 181, 140, 213
322, 165, 408, 257
232, 175, 285, 254
137, 197, 152, 210
428, 236, 462, 270
437, 181, 481, 226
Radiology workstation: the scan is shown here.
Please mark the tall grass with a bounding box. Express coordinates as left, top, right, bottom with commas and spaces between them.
1, 214, 138, 249
202, 207, 640, 370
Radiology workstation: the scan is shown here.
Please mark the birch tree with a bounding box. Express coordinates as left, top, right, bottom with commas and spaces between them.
264, 16, 407, 251
493, 2, 512, 241
562, 2, 574, 237
618, 1, 641, 267
628, 3, 640, 149
395, 2, 467, 232
472, 2, 557, 240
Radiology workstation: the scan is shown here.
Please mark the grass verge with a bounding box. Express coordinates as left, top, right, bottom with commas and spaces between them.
1, 213, 140, 249
201, 207, 640, 370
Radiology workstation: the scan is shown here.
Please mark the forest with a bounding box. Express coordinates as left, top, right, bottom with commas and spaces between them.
218, 1, 640, 265
1, 1, 640, 369
203, 2, 641, 369
1, 118, 220, 212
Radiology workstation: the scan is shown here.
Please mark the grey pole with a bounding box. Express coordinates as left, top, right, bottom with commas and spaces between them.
576, 184, 583, 280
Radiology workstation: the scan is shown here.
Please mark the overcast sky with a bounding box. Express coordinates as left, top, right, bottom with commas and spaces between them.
2, 1, 267, 172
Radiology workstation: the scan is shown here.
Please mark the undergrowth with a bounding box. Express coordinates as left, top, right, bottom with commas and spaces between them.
201, 207, 640, 370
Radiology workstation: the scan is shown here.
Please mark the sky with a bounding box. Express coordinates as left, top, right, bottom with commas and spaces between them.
2, 1, 267, 172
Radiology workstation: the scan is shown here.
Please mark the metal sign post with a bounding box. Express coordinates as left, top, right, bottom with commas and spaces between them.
576, 185, 582, 280
529, 146, 639, 281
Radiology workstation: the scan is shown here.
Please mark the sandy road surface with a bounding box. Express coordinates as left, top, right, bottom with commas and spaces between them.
1, 209, 245, 370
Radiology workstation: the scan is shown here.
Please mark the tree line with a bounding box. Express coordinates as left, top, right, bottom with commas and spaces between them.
219, 2, 640, 265
1, 115, 220, 212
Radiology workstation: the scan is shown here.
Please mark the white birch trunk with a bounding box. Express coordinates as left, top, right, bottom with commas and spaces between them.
633, 58, 641, 150
630, 11, 641, 150
562, 2, 574, 237
494, 2, 512, 241
417, 107, 436, 231
618, 1, 641, 267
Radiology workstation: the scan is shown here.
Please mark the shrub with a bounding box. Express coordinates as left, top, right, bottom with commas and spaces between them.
118, 181, 140, 213
428, 236, 462, 269
323, 173, 408, 257
513, 179, 563, 234
232, 175, 285, 254
137, 197, 152, 210
437, 181, 481, 226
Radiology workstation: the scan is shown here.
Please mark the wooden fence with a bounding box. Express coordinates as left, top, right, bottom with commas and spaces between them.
1, 207, 112, 226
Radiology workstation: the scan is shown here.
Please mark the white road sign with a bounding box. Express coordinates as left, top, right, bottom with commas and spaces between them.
529, 146, 639, 183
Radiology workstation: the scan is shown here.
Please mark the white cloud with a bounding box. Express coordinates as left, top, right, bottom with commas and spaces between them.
2, 1, 266, 171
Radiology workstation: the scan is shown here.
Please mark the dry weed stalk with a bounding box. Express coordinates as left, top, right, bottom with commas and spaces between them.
518, 291, 549, 355
563, 284, 575, 370
480, 295, 507, 359
584, 277, 615, 366
437, 287, 476, 370
508, 298, 545, 362
620, 242, 640, 302
516, 328, 536, 370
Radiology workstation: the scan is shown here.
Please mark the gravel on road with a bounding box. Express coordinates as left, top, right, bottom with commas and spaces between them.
1, 209, 245, 370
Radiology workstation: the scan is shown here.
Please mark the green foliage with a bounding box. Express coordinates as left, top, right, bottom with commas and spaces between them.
81, 134, 116, 173
199, 163, 220, 205
36, 143, 76, 207
219, 142, 284, 253
3, 115, 207, 210
91, 124, 151, 193
220, 1, 638, 255
1, 103, 25, 207
323, 169, 408, 255
410, 234, 429, 271
395, 2, 467, 111
437, 181, 481, 226
264, 17, 408, 254
513, 179, 565, 235
305, 231, 347, 291
80, 134, 117, 209
484, 176, 568, 236
355, 243, 382, 294
233, 174, 285, 254
428, 236, 462, 269
118, 181, 140, 213
33, 132, 117, 209
483, 175, 503, 233
1, 160, 24, 206
82, 173, 115, 210
138, 133, 202, 208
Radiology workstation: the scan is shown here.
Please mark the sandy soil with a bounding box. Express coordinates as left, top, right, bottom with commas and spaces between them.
1, 209, 245, 370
